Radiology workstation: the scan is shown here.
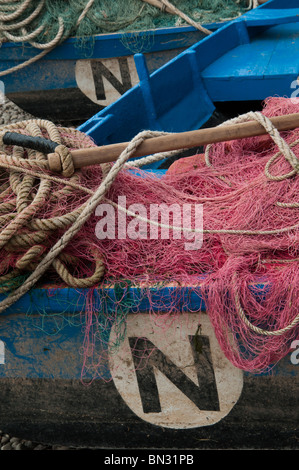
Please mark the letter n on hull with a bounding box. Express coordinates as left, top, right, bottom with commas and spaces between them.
75, 56, 139, 107
129, 336, 220, 413
109, 313, 243, 429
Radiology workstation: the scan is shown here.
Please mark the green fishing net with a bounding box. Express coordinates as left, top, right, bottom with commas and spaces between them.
0, 0, 249, 44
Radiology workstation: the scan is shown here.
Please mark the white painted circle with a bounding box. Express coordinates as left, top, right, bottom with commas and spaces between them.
75, 56, 139, 106
109, 312, 243, 429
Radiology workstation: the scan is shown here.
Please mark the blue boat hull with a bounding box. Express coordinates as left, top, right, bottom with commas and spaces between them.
0, 0, 298, 449
0, 286, 298, 449
78, 0, 299, 171
0, 23, 222, 123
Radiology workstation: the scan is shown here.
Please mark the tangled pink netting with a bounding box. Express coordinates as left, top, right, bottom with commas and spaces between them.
72, 96, 299, 375
2, 96, 299, 377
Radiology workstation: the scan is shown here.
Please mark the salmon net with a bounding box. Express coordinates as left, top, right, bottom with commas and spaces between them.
0, 96, 298, 379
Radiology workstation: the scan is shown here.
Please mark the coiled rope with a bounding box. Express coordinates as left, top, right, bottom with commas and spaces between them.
0, 110, 298, 338
0, 0, 95, 76
0, 0, 259, 76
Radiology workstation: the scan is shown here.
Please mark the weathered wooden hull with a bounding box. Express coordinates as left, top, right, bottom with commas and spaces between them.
0, 0, 298, 450
0, 286, 298, 449
0, 366, 297, 450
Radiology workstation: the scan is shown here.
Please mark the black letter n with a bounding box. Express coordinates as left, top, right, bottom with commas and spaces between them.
91, 58, 133, 101
129, 336, 220, 413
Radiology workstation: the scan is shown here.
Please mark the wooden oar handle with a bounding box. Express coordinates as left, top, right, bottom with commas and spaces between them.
48, 113, 299, 172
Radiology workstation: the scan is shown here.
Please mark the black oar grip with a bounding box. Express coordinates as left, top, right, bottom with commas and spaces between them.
2, 132, 59, 154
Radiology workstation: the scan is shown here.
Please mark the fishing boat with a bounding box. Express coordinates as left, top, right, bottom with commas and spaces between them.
0, 0, 247, 123
1, 24, 226, 123
0, 0, 298, 452
0, 282, 297, 450
79, 0, 299, 169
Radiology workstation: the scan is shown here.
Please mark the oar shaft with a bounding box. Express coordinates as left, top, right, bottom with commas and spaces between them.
47, 113, 299, 172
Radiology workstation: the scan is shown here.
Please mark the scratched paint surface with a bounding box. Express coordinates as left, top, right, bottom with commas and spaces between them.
110, 312, 244, 429
0, 313, 91, 379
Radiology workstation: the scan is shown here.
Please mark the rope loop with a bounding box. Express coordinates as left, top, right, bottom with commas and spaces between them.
52, 249, 105, 288
232, 272, 299, 336
0, 110, 297, 342
0, 0, 95, 75
205, 111, 299, 184
54, 144, 75, 178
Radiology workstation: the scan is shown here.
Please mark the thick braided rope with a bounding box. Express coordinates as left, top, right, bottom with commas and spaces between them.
232, 273, 299, 337
141, 0, 212, 35
0, 118, 105, 292
246, 0, 260, 10
76, 0, 94, 27
2, 119, 297, 241
0, 127, 153, 314
0, 115, 298, 338
205, 111, 299, 181
0, 0, 45, 39
0, 0, 94, 76
5, 140, 299, 240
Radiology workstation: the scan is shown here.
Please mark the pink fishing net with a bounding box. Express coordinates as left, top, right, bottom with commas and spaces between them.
1, 96, 298, 376
72, 96, 299, 374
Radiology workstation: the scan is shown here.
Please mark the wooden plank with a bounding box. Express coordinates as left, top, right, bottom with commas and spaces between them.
244, 8, 299, 26
201, 23, 299, 101
0, 309, 297, 449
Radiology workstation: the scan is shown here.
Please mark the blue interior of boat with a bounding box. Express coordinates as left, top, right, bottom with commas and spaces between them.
78, 0, 299, 169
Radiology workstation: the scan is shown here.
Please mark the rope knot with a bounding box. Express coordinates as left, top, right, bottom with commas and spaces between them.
54, 144, 75, 178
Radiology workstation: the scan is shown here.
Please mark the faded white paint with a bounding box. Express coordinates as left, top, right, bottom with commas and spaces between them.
0, 340, 4, 364
109, 312, 243, 429
75, 56, 139, 106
